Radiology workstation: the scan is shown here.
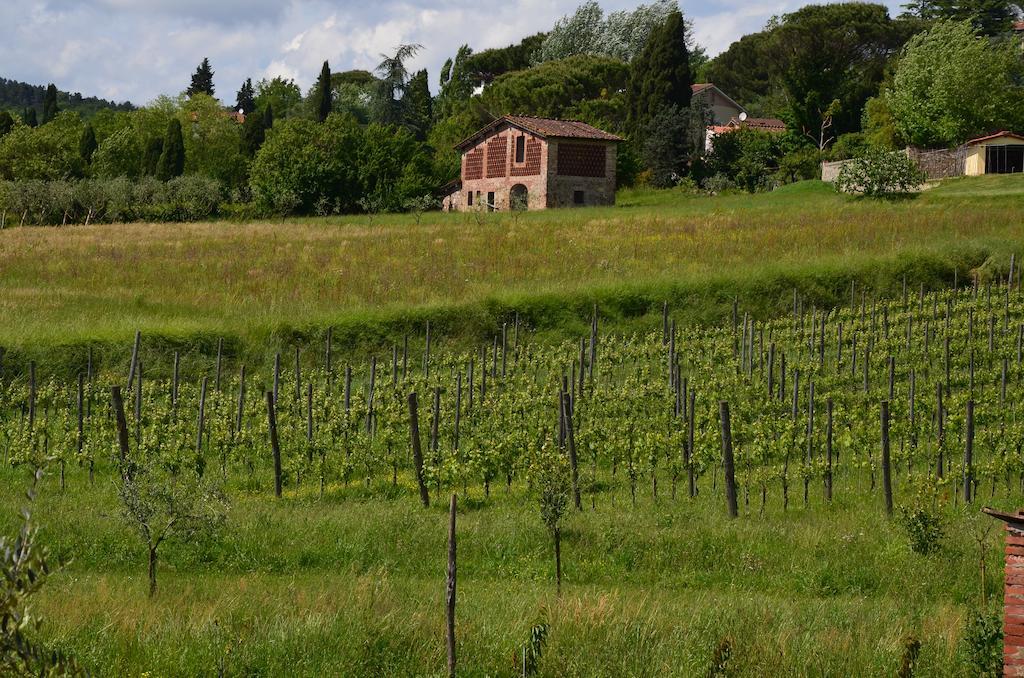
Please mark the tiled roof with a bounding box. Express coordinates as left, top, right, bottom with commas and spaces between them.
455, 115, 621, 150
1013, 20, 1024, 30
691, 83, 714, 94
732, 117, 787, 132
965, 130, 1024, 145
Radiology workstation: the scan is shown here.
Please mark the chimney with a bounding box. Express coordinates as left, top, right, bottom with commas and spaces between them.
984, 507, 1024, 675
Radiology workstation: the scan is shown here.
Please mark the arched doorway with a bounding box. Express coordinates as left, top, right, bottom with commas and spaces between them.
509, 184, 528, 211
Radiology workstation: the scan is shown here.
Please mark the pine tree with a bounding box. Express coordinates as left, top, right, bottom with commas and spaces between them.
187, 58, 215, 98
41, 84, 59, 124
142, 137, 164, 176
22, 108, 37, 127
79, 124, 98, 163
314, 61, 332, 123
235, 78, 256, 115
627, 10, 692, 139
156, 119, 185, 180
403, 69, 432, 140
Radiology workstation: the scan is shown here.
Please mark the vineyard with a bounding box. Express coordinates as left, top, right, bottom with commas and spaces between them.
4, 265, 1024, 674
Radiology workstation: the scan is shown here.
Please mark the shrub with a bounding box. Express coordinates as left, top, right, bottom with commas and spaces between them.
959, 604, 1002, 677
776, 148, 821, 184
835, 148, 924, 197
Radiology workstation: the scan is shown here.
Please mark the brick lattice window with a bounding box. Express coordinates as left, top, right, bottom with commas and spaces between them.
557, 143, 606, 178
465, 148, 484, 180
511, 139, 542, 177
486, 137, 508, 178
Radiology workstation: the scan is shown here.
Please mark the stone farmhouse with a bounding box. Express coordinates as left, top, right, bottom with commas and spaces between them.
442, 115, 621, 212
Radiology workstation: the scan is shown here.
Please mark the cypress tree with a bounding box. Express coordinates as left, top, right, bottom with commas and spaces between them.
187, 58, 215, 97
403, 69, 432, 140
314, 61, 332, 123
235, 78, 256, 115
22, 108, 37, 128
41, 84, 59, 124
627, 10, 692, 138
263, 103, 274, 130
142, 136, 164, 176
79, 124, 98, 163
241, 108, 267, 156
156, 119, 185, 181
0, 111, 14, 138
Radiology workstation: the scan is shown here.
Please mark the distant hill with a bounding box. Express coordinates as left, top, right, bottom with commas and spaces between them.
0, 77, 134, 119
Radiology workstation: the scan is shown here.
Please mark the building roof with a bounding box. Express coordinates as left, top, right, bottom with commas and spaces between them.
691, 83, 714, 95
455, 115, 622, 150
728, 116, 787, 132
691, 83, 747, 116
965, 130, 1024, 145
1013, 20, 1024, 31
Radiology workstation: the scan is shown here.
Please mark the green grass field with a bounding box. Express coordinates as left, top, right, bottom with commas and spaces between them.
1, 176, 1024, 375
0, 462, 1003, 676
3, 175, 1024, 676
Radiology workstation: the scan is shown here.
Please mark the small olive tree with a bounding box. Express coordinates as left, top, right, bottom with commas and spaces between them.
117, 457, 228, 597
1, 473, 83, 675
836, 148, 925, 197
533, 446, 570, 594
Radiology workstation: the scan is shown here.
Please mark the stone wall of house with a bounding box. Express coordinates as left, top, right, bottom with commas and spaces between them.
457, 126, 549, 211
546, 140, 617, 208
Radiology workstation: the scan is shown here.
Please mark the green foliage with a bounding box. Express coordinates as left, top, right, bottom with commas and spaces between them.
627, 9, 692, 137
641, 105, 691, 187
374, 44, 422, 128
314, 61, 333, 123
41, 84, 59, 125
534, 0, 682, 64
0, 481, 82, 675
156, 119, 185, 181
22, 108, 37, 128
862, 96, 899, 150
187, 57, 215, 98
702, 32, 777, 115
255, 78, 303, 120
959, 604, 1003, 676
897, 484, 945, 554
235, 78, 256, 115
703, 127, 785, 192
830, 132, 869, 161
0, 175, 223, 224
0, 110, 84, 180
435, 45, 475, 121
249, 114, 363, 215
776, 147, 821, 183
522, 618, 550, 677
141, 136, 163, 176
772, 3, 911, 141
462, 33, 547, 87
78, 123, 97, 163
0, 76, 134, 120
0, 111, 14, 138
903, 0, 1022, 35
241, 109, 267, 158
403, 69, 432, 141
177, 94, 246, 187
91, 126, 142, 179
480, 54, 629, 120
835, 148, 925, 196
887, 20, 1024, 148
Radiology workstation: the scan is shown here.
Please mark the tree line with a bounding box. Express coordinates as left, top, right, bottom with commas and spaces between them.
0, 0, 1022, 222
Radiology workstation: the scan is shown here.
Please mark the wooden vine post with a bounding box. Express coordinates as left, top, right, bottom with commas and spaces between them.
266, 391, 282, 498
720, 401, 738, 518
408, 391, 430, 508
881, 400, 893, 516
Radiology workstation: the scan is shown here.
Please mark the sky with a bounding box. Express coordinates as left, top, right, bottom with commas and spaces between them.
1, 0, 904, 106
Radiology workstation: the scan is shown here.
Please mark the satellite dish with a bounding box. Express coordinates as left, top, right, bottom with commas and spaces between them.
738, 112, 747, 122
